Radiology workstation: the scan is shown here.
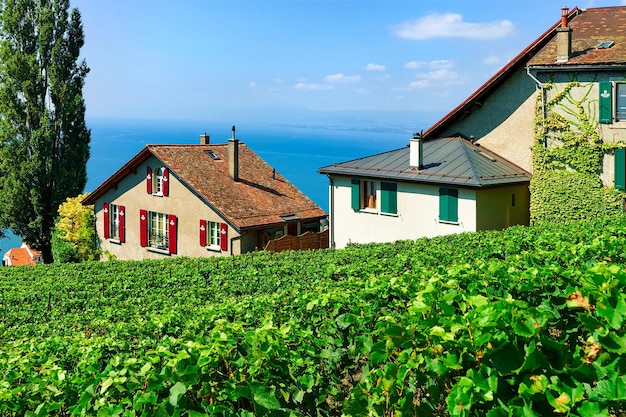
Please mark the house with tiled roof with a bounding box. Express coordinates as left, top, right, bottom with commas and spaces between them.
422, 5, 626, 188
82, 128, 327, 260
318, 135, 530, 248
2, 243, 43, 266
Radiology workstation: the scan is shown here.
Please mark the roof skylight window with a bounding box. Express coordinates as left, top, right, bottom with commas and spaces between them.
205, 150, 220, 160
597, 41, 615, 49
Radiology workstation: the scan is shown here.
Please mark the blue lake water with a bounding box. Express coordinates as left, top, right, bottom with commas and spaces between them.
1, 117, 424, 255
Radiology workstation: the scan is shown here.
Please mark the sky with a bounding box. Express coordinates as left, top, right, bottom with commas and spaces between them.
70, 0, 626, 124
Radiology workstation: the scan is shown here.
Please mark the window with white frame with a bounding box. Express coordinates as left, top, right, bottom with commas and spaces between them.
103, 202, 125, 242
208, 221, 221, 248
351, 179, 377, 211
154, 167, 166, 195
109, 204, 121, 239
617, 83, 626, 122
149, 211, 169, 249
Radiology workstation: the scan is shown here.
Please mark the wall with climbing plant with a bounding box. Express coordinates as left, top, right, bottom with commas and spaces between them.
530, 78, 623, 223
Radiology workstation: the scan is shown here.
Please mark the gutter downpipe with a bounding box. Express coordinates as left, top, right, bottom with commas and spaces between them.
230, 234, 242, 256
526, 67, 547, 148
327, 174, 335, 249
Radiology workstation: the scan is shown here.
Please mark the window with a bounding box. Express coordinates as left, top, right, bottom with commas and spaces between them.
149, 211, 168, 249
146, 165, 169, 196
140, 210, 177, 253
439, 188, 459, 223
599, 81, 626, 123
350, 179, 377, 211
199, 219, 228, 251
617, 83, 626, 122
103, 203, 125, 242
380, 182, 397, 214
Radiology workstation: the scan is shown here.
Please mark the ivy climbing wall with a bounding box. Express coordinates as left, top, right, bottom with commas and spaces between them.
530, 79, 623, 223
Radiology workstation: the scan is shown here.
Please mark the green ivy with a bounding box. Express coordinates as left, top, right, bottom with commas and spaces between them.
531, 80, 624, 223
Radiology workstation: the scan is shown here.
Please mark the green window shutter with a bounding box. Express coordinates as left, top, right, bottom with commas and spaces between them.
599, 81, 613, 124
380, 182, 397, 214
439, 188, 458, 222
615, 148, 626, 190
351, 179, 360, 211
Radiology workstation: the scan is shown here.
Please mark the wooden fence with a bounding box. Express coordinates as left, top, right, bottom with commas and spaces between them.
264, 230, 329, 252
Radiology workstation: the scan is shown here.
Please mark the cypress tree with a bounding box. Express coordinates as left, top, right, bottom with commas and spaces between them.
0, 0, 90, 263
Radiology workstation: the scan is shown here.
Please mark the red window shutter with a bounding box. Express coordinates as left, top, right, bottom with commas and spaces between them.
163, 168, 169, 196
103, 203, 109, 239
139, 209, 148, 247
199, 219, 207, 247
220, 223, 228, 251
119, 205, 126, 243
168, 215, 178, 254
146, 166, 152, 194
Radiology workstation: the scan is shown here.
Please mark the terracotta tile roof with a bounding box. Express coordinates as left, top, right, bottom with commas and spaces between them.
4, 247, 37, 266
529, 7, 626, 67
83, 143, 326, 231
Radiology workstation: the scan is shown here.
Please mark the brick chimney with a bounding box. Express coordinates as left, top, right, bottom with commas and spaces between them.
409, 132, 424, 170
228, 126, 239, 181
200, 133, 210, 144
556, 6, 572, 63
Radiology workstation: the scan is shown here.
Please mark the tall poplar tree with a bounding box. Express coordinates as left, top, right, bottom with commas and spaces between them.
0, 0, 90, 263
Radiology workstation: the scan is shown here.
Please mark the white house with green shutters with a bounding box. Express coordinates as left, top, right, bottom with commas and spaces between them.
318, 135, 531, 249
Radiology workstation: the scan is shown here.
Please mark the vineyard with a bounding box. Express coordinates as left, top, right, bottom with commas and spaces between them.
1, 217, 625, 416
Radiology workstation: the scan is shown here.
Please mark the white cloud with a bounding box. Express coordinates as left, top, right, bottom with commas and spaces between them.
364, 63, 386, 72
273, 78, 284, 83
294, 82, 333, 91
324, 73, 361, 83
393, 13, 514, 40
408, 80, 431, 89
405, 68, 460, 90
405, 60, 453, 69
482, 55, 502, 65
248, 82, 257, 88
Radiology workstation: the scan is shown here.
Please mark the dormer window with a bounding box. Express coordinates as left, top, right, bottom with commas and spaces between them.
146, 165, 169, 196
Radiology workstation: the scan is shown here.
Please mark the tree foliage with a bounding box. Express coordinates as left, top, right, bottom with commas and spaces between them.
51, 192, 98, 262
0, 0, 90, 263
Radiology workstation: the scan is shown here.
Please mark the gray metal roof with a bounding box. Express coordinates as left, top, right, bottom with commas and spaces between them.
318, 137, 531, 188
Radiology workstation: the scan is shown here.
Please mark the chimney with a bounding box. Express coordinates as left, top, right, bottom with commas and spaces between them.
200, 133, 210, 144
556, 6, 572, 63
229, 125, 239, 181
409, 132, 424, 170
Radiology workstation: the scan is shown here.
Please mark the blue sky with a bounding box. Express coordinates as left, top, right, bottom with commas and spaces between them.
71, 0, 626, 123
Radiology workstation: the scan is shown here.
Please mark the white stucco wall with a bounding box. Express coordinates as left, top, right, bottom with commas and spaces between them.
328, 176, 477, 249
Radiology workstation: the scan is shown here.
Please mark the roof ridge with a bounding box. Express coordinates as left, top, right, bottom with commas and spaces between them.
458, 139, 482, 184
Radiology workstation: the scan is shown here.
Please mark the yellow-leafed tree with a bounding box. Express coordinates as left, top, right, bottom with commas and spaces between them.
52, 193, 99, 262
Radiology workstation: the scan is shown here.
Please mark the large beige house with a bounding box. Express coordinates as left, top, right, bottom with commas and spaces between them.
83, 129, 327, 260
